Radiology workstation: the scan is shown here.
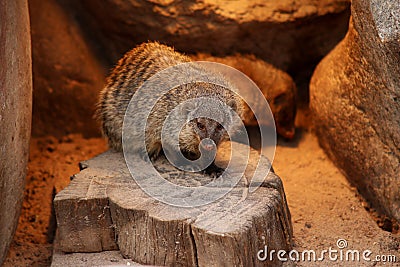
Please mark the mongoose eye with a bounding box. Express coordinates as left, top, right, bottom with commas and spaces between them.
197, 122, 205, 130
216, 124, 224, 130
273, 93, 287, 106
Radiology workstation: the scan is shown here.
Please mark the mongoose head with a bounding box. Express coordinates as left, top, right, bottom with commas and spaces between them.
178, 97, 243, 160
269, 91, 296, 140
179, 118, 230, 160
240, 78, 296, 140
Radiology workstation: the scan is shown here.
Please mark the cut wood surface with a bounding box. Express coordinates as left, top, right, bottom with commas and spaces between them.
54, 142, 293, 266
51, 250, 143, 267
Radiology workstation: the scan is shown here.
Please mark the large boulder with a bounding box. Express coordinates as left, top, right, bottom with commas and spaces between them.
29, 0, 105, 137
58, 0, 350, 72
29, 0, 350, 138
310, 0, 400, 222
0, 0, 32, 264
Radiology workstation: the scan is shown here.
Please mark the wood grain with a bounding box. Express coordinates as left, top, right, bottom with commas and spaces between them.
54, 142, 292, 266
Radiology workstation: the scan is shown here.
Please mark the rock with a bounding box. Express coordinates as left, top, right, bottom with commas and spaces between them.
0, 0, 32, 264
28, 0, 350, 138
29, 0, 105, 138
192, 54, 297, 139
58, 0, 350, 72
310, 0, 400, 222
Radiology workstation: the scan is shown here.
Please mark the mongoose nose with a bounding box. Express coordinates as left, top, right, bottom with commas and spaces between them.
279, 127, 295, 140
200, 138, 216, 151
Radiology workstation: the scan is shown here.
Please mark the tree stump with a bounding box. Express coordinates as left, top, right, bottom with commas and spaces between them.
54, 142, 292, 266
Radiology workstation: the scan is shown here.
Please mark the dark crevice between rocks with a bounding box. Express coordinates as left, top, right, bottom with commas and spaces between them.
189, 225, 199, 267
46, 187, 57, 244
105, 199, 117, 251
356, 191, 399, 234
79, 162, 89, 171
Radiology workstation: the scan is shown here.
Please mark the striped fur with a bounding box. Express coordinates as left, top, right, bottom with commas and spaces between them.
96, 42, 244, 160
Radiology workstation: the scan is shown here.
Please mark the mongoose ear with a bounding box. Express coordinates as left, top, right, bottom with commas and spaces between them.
227, 99, 237, 112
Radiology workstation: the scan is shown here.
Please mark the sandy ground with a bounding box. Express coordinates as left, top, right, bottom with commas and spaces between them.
274, 131, 399, 266
4, 127, 399, 266
3, 135, 107, 267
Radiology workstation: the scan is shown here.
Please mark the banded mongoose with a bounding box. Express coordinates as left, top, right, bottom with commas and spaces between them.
97, 42, 245, 163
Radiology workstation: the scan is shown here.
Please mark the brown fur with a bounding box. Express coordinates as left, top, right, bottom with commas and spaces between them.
96, 42, 244, 159
192, 53, 297, 139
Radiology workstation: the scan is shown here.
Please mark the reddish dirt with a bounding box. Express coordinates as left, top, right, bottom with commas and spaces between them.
3, 111, 399, 266
3, 135, 106, 267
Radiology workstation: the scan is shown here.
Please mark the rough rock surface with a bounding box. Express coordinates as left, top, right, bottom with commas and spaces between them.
0, 0, 32, 264
310, 0, 400, 222
29, 0, 105, 137
28, 0, 350, 138
58, 0, 350, 72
